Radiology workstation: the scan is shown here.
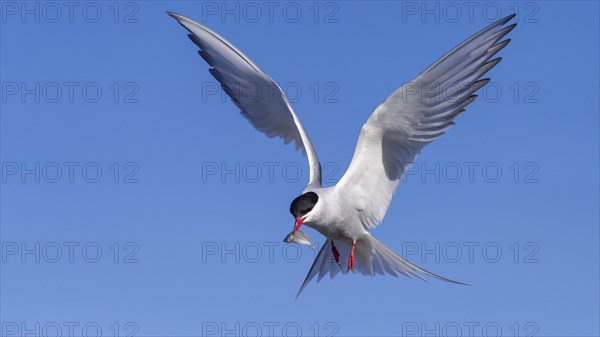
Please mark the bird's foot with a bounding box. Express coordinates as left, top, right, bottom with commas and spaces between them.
331, 241, 340, 265
347, 241, 356, 272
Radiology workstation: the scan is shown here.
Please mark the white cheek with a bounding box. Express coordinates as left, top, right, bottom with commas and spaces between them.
305, 210, 318, 223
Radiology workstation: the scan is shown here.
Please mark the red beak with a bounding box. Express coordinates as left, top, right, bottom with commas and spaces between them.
293, 217, 305, 233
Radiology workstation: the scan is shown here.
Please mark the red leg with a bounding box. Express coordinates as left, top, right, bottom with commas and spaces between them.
347, 241, 356, 272
331, 241, 340, 265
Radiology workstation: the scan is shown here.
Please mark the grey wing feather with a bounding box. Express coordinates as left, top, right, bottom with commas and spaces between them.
168, 12, 322, 187
336, 15, 516, 229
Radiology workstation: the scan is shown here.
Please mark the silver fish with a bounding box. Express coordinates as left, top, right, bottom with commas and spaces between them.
283, 230, 316, 249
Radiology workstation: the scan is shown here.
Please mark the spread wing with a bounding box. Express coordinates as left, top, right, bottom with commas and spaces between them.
168, 12, 321, 187
336, 15, 516, 229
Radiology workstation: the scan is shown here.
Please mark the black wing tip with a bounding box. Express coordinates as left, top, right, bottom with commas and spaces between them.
167, 11, 194, 32
495, 38, 512, 49
477, 77, 491, 85
166, 11, 181, 20
472, 78, 491, 92
500, 13, 517, 25
484, 57, 503, 69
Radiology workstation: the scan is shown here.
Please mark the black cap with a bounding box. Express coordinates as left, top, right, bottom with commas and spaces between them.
289, 192, 319, 218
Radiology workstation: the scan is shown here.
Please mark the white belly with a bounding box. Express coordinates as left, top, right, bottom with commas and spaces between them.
301, 186, 369, 244
305, 214, 367, 244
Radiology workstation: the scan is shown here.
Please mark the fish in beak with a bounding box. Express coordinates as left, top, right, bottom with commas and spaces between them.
283, 229, 315, 249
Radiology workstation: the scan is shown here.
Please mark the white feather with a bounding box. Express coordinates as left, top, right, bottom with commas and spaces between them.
169, 12, 517, 298
168, 12, 322, 187
336, 15, 516, 229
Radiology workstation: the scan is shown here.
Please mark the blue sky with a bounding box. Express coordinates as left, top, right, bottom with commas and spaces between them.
1, 1, 598, 336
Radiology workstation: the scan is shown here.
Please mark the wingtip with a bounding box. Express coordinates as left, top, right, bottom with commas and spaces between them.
166, 11, 187, 22
505, 23, 518, 33
504, 13, 517, 23
497, 38, 512, 48
493, 13, 517, 28
479, 77, 491, 85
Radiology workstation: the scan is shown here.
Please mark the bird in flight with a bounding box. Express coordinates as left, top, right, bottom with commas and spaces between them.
168, 12, 516, 297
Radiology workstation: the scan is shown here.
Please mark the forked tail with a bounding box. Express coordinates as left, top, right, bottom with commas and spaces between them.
296, 234, 468, 298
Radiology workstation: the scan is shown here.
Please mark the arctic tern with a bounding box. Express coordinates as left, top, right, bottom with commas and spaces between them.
168, 12, 517, 297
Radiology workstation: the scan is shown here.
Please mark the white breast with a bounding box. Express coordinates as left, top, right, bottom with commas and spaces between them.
303, 187, 368, 244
